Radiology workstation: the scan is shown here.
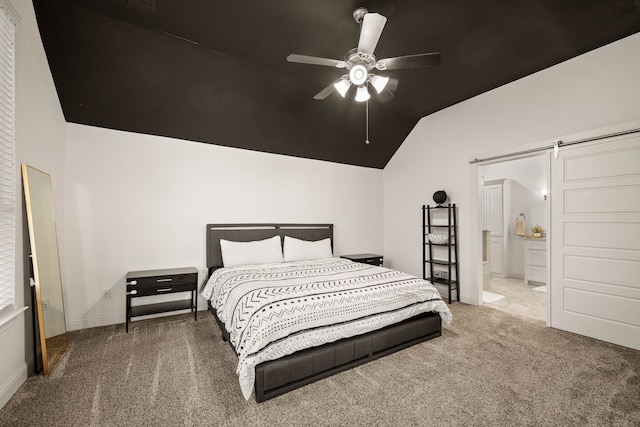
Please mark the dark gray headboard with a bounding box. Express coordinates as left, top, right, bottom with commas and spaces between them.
206, 223, 333, 270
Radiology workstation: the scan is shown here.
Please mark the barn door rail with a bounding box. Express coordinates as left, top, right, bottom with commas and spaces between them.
469, 128, 640, 164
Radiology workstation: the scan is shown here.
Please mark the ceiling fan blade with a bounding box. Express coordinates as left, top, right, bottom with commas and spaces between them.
376, 52, 441, 70
313, 78, 346, 100
376, 78, 398, 103
287, 54, 345, 68
357, 13, 387, 54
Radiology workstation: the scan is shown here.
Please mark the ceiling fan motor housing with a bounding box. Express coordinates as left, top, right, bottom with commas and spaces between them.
344, 48, 376, 70
352, 7, 368, 23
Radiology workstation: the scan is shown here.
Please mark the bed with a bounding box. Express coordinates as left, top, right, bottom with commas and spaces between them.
202, 223, 452, 402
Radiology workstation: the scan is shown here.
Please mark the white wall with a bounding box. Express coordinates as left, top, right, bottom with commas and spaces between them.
384, 33, 640, 303
1, 0, 66, 409
481, 157, 546, 193
63, 124, 383, 330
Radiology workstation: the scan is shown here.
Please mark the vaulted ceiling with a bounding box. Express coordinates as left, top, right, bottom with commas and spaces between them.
34, 0, 640, 168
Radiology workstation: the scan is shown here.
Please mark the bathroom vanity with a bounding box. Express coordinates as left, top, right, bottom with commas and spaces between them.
524, 238, 546, 285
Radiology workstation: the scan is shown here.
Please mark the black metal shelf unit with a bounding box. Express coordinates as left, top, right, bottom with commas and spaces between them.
423, 204, 459, 303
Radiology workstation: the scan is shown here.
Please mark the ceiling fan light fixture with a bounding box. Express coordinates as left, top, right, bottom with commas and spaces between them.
287, 8, 441, 106
334, 78, 351, 97
349, 64, 368, 86
370, 75, 389, 94
355, 85, 370, 102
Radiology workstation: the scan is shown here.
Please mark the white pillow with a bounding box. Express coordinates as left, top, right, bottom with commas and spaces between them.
220, 235, 283, 267
283, 236, 333, 262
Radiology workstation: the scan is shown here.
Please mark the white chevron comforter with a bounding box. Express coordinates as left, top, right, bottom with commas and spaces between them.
201, 257, 452, 399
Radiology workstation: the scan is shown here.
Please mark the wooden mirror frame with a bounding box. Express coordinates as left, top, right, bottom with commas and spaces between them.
22, 164, 67, 375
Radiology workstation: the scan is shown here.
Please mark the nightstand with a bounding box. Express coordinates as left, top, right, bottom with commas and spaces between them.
125, 267, 198, 333
341, 253, 383, 266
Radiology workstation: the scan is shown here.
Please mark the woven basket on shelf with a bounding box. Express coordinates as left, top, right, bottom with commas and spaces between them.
428, 233, 449, 244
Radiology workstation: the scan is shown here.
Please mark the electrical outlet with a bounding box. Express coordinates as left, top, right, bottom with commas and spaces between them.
102, 289, 111, 299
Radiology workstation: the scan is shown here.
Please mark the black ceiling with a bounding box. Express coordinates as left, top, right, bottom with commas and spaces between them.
34, 0, 640, 168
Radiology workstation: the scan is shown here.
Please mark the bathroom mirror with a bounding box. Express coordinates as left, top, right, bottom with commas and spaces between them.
22, 164, 67, 375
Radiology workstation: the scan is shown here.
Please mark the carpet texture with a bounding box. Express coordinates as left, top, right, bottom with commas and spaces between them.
1, 303, 638, 426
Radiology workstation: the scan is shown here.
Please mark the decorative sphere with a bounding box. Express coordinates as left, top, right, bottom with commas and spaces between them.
433, 190, 447, 205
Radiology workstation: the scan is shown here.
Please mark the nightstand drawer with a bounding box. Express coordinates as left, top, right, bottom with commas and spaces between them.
128, 282, 196, 297
126, 273, 197, 289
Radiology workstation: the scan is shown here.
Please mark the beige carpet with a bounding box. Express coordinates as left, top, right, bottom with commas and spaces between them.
1, 303, 638, 427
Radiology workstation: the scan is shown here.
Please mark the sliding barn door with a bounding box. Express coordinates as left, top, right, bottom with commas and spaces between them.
550, 133, 640, 350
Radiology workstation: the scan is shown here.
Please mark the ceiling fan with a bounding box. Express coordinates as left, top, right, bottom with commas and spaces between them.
287, 7, 441, 102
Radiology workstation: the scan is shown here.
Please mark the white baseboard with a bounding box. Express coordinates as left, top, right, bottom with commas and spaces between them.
66, 314, 123, 332
0, 362, 27, 410
65, 306, 208, 332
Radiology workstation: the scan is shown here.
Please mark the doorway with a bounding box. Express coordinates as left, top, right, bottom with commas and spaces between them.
477, 155, 549, 323
468, 121, 640, 348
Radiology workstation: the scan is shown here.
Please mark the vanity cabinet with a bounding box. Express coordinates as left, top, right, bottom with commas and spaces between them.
524, 239, 546, 285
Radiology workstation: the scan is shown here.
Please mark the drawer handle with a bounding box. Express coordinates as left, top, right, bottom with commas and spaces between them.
127, 290, 137, 296
156, 288, 173, 293
128, 280, 137, 286
157, 278, 173, 283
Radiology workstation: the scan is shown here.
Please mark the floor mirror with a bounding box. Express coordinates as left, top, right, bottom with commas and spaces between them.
22, 164, 67, 375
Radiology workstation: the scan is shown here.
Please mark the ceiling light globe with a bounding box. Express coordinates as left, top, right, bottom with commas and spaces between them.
355, 86, 370, 102
349, 64, 368, 86
371, 75, 389, 94
333, 78, 351, 97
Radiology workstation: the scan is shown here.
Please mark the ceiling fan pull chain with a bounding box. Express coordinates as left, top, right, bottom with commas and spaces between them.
365, 101, 370, 144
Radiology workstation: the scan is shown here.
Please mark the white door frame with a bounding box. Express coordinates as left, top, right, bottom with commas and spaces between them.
469, 150, 551, 325
468, 120, 640, 327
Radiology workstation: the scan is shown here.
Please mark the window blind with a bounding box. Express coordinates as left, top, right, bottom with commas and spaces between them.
0, 1, 16, 312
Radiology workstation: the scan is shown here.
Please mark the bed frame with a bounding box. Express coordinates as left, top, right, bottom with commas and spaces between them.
205, 223, 442, 402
